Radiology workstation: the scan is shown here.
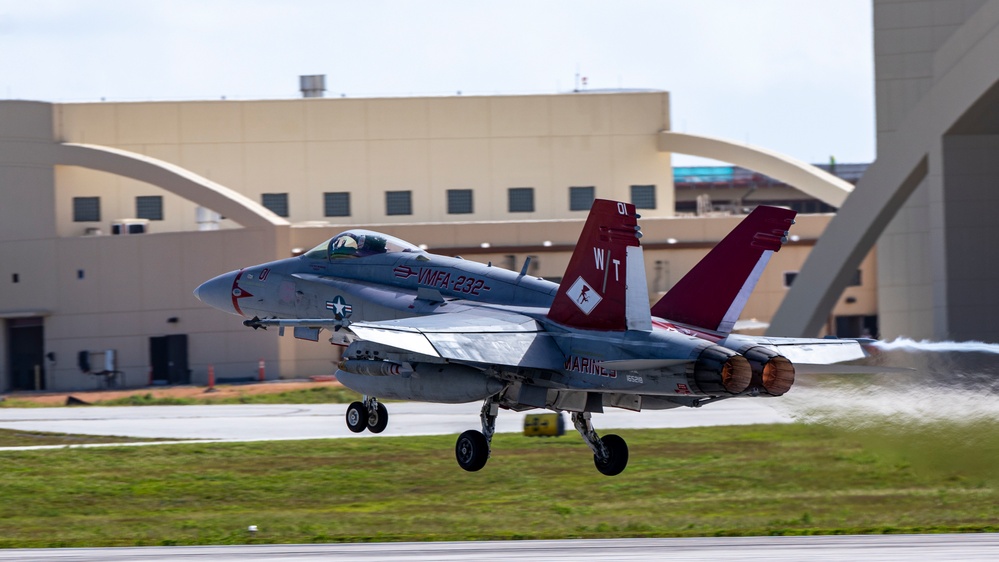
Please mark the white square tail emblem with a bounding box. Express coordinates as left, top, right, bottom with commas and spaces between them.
566, 276, 602, 315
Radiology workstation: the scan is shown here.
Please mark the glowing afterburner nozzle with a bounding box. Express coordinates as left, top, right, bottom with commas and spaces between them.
692, 345, 752, 394
761, 356, 795, 395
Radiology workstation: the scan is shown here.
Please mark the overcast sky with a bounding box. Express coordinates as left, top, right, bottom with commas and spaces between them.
0, 0, 875, 166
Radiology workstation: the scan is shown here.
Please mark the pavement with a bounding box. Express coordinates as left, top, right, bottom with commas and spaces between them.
0, 399, 794, 448
1, 534, 998, 561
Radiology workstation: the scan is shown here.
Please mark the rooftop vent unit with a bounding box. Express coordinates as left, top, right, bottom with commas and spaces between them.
111, 219, 149, 235
300, 75, 326, 98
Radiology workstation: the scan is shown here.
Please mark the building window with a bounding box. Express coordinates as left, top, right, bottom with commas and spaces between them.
674, 201, 697, 214
262, 193, 289, 217
783, 272, 798, 288
386, 190, 412, 215
73, 197, 100, 222
848, 270, 863, 286
631, 185, 656, 209
136, 196, 163, 220
447, 189, 473, 214
569, 186, 595, 211
324, 192, 351, 217
508, 187, 534, 213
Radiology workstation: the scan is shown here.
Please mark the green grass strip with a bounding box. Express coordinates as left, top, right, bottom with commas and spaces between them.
95, 386, 362, 406
0, 429, 170, 448
0, 386, 362, 408
0, 422, 996, 547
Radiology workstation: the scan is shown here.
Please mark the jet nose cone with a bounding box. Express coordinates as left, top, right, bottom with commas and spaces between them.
194, 271, 238, 314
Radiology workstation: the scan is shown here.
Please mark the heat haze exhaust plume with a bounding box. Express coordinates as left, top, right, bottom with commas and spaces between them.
772, 337, 999, 481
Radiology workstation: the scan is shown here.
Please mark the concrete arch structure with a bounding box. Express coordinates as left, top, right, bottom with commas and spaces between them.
658, 131, 855, 208
0, 100, 286, 233
51, 143, 288, 230
770, 0, 999, 340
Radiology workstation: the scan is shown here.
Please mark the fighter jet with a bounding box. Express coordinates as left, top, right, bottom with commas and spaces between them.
195, 199, 877, 476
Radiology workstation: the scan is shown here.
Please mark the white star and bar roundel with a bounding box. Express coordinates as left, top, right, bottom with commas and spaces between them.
326, 295, 353, 319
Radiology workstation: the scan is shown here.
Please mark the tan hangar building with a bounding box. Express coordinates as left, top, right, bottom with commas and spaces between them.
0, 91, 869, 392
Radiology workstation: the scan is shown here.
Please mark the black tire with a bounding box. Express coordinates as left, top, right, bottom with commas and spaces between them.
367, 402, 389, 434
345, 402, 367, 433
455, 429, 489, 472
593, 434, 629, 476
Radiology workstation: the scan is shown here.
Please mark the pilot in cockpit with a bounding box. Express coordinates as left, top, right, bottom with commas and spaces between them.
310, 230, 420, 261
330, 233, 359, 256
330, 232, 389, 258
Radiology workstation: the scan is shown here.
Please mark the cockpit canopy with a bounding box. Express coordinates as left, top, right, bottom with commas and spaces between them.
304, 229, 423, 261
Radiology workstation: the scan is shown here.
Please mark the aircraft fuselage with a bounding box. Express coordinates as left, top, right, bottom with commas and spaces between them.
195, 204, 878, 475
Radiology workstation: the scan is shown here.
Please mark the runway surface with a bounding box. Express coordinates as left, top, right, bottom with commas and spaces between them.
0, 399, 793, 448
0, 534, 997, 561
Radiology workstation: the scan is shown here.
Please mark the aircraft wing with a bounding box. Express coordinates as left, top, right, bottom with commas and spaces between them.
722, 334, 911, 374
765, 337, 869, 364
347, 307, 565, 369
598, 337, 910, 375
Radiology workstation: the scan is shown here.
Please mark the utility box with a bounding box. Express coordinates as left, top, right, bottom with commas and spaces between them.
523, 413, 565, 437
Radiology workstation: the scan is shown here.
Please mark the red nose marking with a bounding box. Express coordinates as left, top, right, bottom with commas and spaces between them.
230, 269, 254, 317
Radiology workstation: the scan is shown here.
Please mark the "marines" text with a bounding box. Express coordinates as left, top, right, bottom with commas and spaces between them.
563, 355, 617, 378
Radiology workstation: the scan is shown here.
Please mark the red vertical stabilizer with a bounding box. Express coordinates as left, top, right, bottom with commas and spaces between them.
651, 206, 797, 335
547, 199, 650, 332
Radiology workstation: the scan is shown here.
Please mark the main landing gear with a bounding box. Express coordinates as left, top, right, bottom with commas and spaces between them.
452, 397, 630, 476
345, 396, 388, 434
454, 395, 498, 472
572, 412, 629, 476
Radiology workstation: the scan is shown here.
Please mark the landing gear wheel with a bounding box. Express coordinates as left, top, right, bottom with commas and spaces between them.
572, 412, 628, 476
593, 434, 629, 476
345, 402, 367, 433
455, 429, 489, 472
367, 402, 389, 434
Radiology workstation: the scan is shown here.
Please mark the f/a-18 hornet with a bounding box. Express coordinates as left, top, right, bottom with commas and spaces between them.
195, 199, 879, 476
